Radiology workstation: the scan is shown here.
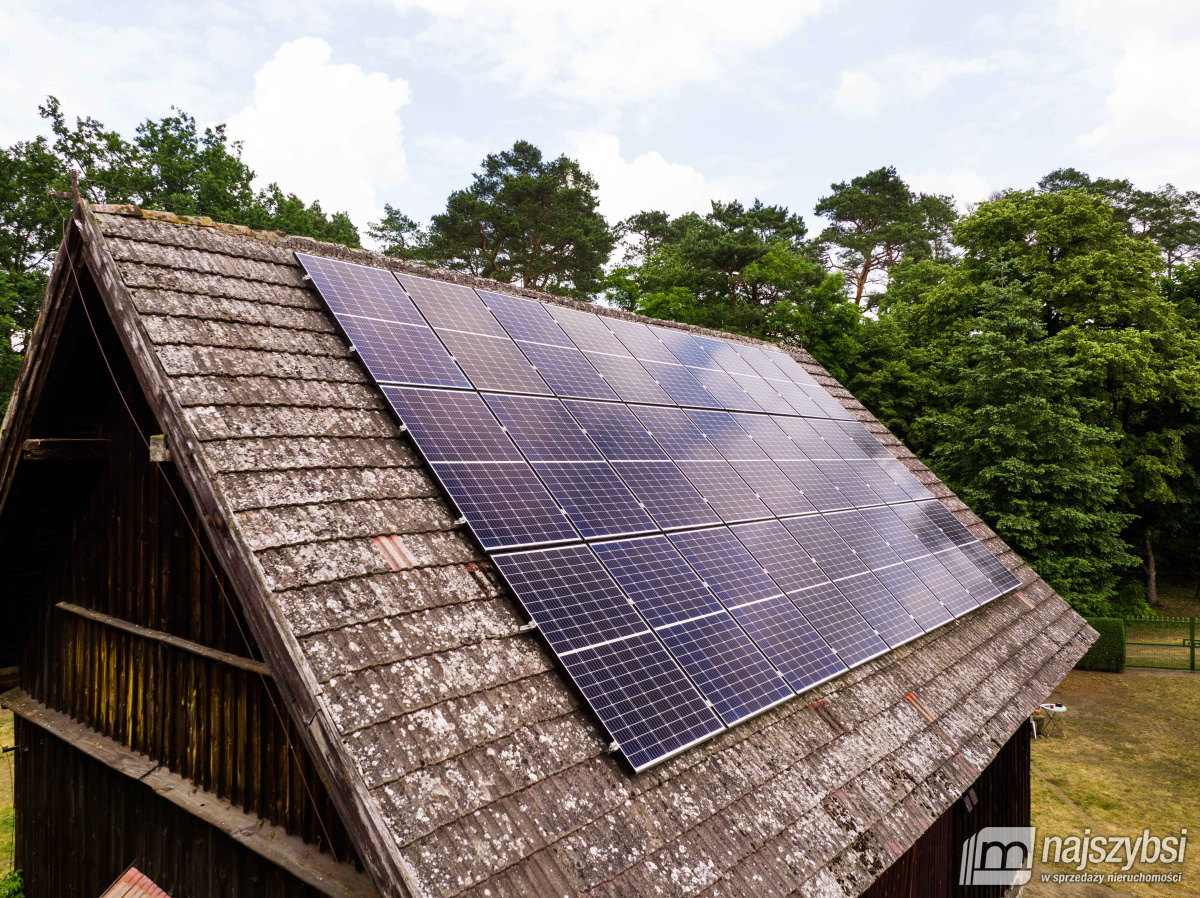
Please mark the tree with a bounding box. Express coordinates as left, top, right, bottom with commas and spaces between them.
815, 166, 957, 307
0, 135, 66, 417
0, 97, 367, 416
857, 187, 1200, 610
921, 281, 1137, 612
39, 97, 361, 246
368, 204, 425, 259
606, 200, 861, 379
411, 140, 612, 298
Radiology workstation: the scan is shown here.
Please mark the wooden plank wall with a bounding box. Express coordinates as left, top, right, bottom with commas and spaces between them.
14, 719, 327, 897
12, 286, 360, 872
860, 724, 1032, 898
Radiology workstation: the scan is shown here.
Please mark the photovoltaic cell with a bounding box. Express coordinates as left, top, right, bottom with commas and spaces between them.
834, 572, 923, 646
593, 536, 792, 724
491, 545, 647, 651
434, 329, 552, 395
652, 328, 717, 369
383, 386, 577, 549
304, 258, 1032, 770
812, 459, 884, 508
656, 615, 793, 724
875, 457, 933, 500
484, 394, 602, 461
476, 289, 574, 346
562, 633, 724, 771
383, 386, 522, 462
782, 516, 869, 580
787, 582, 889, 666
593, 536, 724, 625
774, 460, 852, 511
689, 366, 763, 412
729, 373, 795, 415
669, 528, 845, 690
610, 461, 721, 529
729, 521, 828, 594
297, 253, 427, 326
430, 463, 578, 550
871, 563, 953, 630
693, 334, 759, 378
847, 460, 911, 504
959, 541, 1022, 594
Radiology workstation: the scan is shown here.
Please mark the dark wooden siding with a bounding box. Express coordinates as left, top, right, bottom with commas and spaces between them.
14, 718, 326, 898
4, 282, 360, 874
861, 723, 1031, 898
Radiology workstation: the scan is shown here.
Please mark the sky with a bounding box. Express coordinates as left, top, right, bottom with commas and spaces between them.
3, 0, 1199, 243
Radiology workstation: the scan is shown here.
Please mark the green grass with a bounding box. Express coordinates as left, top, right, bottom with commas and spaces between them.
1028, 669, 1200, 897
0, 711, 12, 875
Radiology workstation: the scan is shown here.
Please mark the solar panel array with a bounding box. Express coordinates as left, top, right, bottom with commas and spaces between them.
297, 253, 1022, 771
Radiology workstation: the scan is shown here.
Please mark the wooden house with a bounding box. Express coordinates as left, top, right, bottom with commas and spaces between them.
0, 199, 1095, 897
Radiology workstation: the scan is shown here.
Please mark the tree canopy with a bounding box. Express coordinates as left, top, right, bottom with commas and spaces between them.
372, 140, 613, 299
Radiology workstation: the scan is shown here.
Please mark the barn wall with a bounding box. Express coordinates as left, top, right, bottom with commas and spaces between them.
861, 723, 1031, 898
14, 718, 326, 898
7, 284, 359, 870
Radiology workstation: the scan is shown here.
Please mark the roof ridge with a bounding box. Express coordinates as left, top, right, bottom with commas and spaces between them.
90, 202, 823, 358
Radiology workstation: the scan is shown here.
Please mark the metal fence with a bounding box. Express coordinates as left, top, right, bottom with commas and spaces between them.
1124, 616, 1198, 670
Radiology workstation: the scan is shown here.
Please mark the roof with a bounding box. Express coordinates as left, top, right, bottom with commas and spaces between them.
13, 201, 1095, 898
101, 866, 171, 898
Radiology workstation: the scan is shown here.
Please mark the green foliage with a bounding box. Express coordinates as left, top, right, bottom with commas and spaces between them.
0, 134, 64, 419
1076, 618, 1126, 672
606, 200, 861, 379
815, 165, 956, 306
849, 185, 1200, 612
39, 97, 361, 246
384, 140, 613, 298
0, 97, 364, 420
919, 282, 1136, 609
0, 870, 23, 898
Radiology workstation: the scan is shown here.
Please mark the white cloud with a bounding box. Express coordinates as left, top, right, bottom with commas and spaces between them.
828, 51, 991, 121
0, 2, 249, 145
390, 0, 833, 105
829, 71, 882, 120
227, 38, 410, 233
906, 169, 993, 210
1065, 1, 1200, 185
570, 133, 735, 223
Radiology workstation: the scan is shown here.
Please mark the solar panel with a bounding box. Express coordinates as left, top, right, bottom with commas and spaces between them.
297, 253, 427, 326
685, 410, 815, 515
491, 546, 723, 770
787, 582, 889, 666
303, 256, 1026, 770
669, 528, 846, 690
833, 572, 924, 646
383, 387, 577, 549
812, 459, 884, 508
593, 536, 793, 724
563, 401, 720, 529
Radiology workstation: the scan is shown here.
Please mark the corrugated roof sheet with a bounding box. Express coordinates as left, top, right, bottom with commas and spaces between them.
86, 205, 1094, 898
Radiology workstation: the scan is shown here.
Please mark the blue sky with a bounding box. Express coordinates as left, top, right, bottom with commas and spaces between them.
3, 1, 1198, 242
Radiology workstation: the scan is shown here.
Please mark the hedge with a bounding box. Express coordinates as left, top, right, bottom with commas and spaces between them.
1076, 617, 1125, 672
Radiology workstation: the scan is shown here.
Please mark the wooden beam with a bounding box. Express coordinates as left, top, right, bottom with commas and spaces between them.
21, 437, 110, 462
1, 689, 379, 898
56, 603, 272, 677
74, 203, 421, 897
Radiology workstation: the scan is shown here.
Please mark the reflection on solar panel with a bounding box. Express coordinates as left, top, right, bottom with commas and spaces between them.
299, 254, 1022, 770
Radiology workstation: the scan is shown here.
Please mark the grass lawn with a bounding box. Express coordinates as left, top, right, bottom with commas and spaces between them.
0, 710, 12, 874
1028, 668, 1200, 897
